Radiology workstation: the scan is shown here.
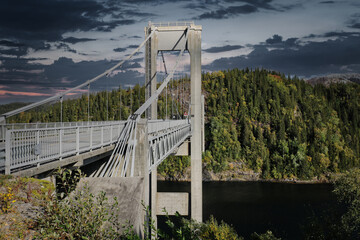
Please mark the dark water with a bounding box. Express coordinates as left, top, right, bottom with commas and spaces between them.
158, 181, 336, 240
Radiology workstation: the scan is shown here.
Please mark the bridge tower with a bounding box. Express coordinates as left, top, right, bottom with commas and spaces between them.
145, 22, 203, 223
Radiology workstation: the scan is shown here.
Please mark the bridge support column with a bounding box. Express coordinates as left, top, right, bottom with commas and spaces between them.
145, 24, 159, 231
133, 119, 150, 237
189, 26, 202, 222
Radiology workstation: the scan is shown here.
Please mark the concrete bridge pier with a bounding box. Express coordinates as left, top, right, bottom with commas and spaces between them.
189, 24, 202, 223
145, 22, 203, 228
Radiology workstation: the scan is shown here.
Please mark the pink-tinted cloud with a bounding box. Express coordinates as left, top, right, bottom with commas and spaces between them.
0, 90, 52, 97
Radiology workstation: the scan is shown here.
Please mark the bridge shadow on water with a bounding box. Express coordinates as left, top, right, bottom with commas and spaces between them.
158, 181, 337, 240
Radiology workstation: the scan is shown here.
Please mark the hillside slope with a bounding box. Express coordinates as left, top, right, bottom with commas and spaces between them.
201, 68, 359, 180
5, 68, 360, 180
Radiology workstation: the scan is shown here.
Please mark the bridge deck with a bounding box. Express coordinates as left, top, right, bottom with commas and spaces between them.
1, 119, 191, 176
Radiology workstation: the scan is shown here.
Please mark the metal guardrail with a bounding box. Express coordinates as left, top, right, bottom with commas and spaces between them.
90, 119, 191, 177
3, 121, 125, 174
148, 119, 191, 172
148, 119, 189, 134
0, 121, 121, 142
151, 21, 194, 27
2, 119, 191, 175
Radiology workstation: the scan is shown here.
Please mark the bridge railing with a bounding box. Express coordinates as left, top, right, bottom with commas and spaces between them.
3, 121, 125, 174
148, 119, 191, 171
148, 119, 189, 135
0, 121, 121, 142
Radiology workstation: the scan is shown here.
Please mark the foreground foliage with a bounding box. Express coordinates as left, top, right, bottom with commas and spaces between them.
304, 168, 360, 239
0, 175, 54, 239
160, 212, 280, 240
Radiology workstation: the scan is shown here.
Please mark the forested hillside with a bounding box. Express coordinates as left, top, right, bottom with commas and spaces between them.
202, 68, 359, 179
3, 68, 359, 180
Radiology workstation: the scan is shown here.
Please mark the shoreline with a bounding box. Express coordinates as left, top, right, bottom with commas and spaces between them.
158, 177, 331, 184
157, 169, 336, 184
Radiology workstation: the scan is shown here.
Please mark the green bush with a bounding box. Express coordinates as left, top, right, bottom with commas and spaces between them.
36, 184, 123, 239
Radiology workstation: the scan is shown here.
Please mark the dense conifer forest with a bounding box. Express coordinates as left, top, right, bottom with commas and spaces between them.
2, 68, 359, 180
202, 69, 359, 180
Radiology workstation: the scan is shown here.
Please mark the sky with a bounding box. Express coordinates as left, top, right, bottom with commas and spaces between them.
0, 0, 359, 104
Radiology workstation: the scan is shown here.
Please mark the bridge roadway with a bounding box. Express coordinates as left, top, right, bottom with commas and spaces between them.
0, 119, 191, 176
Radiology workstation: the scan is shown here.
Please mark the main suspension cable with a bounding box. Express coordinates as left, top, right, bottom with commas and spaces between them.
1, 28, 157, 119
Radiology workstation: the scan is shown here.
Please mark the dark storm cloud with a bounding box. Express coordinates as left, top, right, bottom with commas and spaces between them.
0, 48, 28, 58
62, 37, 96, 44
348, 19, 360, 29
55, 43, 77, 54
205, 34, 360, 77
323, 31, 360, 37
319, 1, 335, 3
197, 4, 258, 19
224, 0, 276, 10
304, 31, 360, 39
203, 44, 243, 53
349, 23, 360, 29
183, 0, 220, 10
128, 45, 139, 49
95, 20, 136, 32
195, 0, 292, 20
265, 34, 283, 44
0, 0, 136, 49
262, 34, 299, 47
113, 48, 127, 52
0, 40, 25, 48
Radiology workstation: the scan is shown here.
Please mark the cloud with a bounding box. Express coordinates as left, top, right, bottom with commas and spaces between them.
129, 35, 142, 39
55, 43, 77, 53
113, 47, 127, 52
349, 23, 360, 29
265, 34, 283, 44
62, 37, 96, 44
203, 45, 243, 53
0, 40, 25, 47
197, 4, 258, 19
0, 0, 136, 47
0, 55, 146, 103
0, 89, 51, 97
319, 1, 335, 3
195, 0, 292, 20
128, 44, 139, 49
205, 33, 360, 77
224, 0, 277, 10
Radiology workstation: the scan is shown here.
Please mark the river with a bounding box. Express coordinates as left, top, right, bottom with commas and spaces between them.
158, 181, 336, 240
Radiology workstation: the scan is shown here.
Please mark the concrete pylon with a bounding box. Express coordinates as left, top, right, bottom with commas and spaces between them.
145, 24, 158, 230
144, 22, 203, 223
188, 26, 202, 222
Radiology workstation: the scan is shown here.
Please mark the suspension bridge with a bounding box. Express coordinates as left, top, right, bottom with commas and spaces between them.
0, 22, 203, 234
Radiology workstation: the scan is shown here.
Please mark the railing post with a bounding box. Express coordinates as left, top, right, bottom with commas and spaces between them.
76, 127, 79, 155
110, 125, 112, 144
1, 124, 4, 141
5, 130, 11, 175
90, 126, 93, 151
59, 129, 63, 160
36, 130, 40, 164
101, 126, 104, 147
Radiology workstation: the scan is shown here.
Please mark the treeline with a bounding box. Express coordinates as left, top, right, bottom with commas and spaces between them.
203, 68, 360, 179
3, 68, 360, 180
5, 79, 189, 123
